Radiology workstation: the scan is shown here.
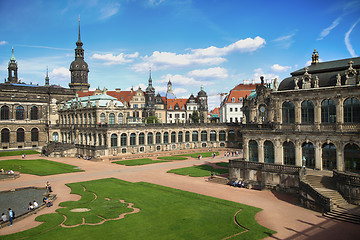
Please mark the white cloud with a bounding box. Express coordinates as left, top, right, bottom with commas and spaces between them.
0, 41, 8, 46
191, 36, 266, 56
149, 0, 165, 6
273, 33, 296, 49
345, 18, 360, 57
158, 74, 204, 86
250, 68, 278, 83
91, 52, 139, 65
49, 67, 70, 82
270, 64, 291, 72
125, 83, 147, 90
132, 36, 265, 72
317, 17, 341, 40
188, 67, 228, 79
99, 2, 121, 19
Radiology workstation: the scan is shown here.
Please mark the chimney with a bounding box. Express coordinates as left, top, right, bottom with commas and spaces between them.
116, 88, 121, 92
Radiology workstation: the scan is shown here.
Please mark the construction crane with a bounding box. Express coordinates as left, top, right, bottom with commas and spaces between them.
209, 92, 228, 103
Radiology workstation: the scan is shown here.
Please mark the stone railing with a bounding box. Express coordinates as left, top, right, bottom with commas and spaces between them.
299, 180, 332, 213
229, 159, 302, 174
333, 170, 360, 186
333, 170, 360, 204
0, 172, 20, 181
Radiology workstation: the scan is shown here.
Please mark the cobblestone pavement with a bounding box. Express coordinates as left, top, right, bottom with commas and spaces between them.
0, 151, 359, 239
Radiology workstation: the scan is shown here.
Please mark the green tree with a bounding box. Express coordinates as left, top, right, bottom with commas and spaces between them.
144, 116, 159, 124
191, 110, 200, 123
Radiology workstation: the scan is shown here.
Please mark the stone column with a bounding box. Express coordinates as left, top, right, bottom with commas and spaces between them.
243, 138, 249, 161
336, 141, 344, 171
258, 140, 264, 163
295, 139, 302, 167
315, 141, 322, 170
294, 101, 301, 124
274, 139, 283, 165
336, 97, 343, 131
314, 99, 321, 130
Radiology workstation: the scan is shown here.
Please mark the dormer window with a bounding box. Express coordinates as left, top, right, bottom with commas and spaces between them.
239, 97, 243, 102
232, 97, 235, 102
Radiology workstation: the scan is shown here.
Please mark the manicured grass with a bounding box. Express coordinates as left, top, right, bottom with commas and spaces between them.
0, 159, 83, 176
167, 164, 229, 177
0, 150, 39, 157
178, 151, 219, 158
157, 156, 188, 160
113, 158, 168, 166
1, 178, 275, 240
216, 162, 229, 168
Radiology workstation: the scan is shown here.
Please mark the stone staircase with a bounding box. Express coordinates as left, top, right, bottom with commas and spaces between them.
305, 174, 360, 224
42, 142, 76, 157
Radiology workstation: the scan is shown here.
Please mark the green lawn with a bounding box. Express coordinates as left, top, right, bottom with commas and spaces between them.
0, 150, 39, 157
1, 178, 275, 240
178, 151, 219, 158
216, 162, 229, 168
113, 158, 168, 166
157, 156, 188, 160
0, 159, 83, 176
167, 164, 229, 177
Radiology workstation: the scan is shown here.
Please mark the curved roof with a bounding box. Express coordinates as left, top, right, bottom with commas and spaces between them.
62, 93, 123, 109
278, 57, 360, 91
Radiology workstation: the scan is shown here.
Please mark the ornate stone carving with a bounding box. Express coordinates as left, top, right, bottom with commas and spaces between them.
336, 73, 342, 86
314, 76, 319, 88
294, 77, 299, 90
345, 61, 357, 85
302, 67, 312, 89
273, 78, 278, 91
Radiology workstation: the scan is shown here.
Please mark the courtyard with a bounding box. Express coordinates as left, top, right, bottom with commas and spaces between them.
0, 150, 359, 239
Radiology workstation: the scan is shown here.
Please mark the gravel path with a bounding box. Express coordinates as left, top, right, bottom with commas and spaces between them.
0, 152, 359, 239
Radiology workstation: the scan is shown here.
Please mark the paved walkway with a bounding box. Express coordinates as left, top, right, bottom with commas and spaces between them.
0, 152, 359, 239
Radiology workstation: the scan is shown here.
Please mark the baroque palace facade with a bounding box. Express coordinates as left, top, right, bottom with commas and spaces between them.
239, 50, 360, 173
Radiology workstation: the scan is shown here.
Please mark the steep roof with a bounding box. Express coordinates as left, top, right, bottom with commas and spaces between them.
232, 83, 260, 91
223, 83, 259, 103
278, 57, 360, 91
166, 98, 187, 110
77, 90, 138, 103
209, 107, 220, 117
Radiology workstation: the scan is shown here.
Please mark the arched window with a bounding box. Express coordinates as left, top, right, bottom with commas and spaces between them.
219, 130, 226, 141
244, 106, 250, 123
16, 106, 24, 120
264, 140, 274, 163
147, 132, 153, 145
30, 106, 38, 120
88, 114, 91, 125
171, 132, 176, 143
344, 143, 360, 173
17, 128, 25, 142
163, 132, 169, 144
121, 133, 127, 146
80, 114, 83, 124
52, 132, 59, 142
118, 113, 123, 124
109, 113, 115, 125
249, 140, 258, 162
100, 113, 105, 124
75, 115, 78, 124
344, 97, 360, 123
156, 132, 161, 144
282, 101, 295, 124
93, 113, 96, 124
322, 143, 336, 170
83, 114, 87, 125
178, 131, 183, 143
185, 131, 190, 142
192, 131, 198, 142
130, 133, 136, 146
302, 142, 315, 168
1, 106, 9, 120
210, 130, 216, 141
31, 128, 39, 142
1, 128, 10, 143
139, 133, 145, 145
201, 131, 207, 141
301, 100, 314, 124
283, 141, 295, 165
111, 134, 118, 147
228, 130, 235, 141
321, 99, 336, 123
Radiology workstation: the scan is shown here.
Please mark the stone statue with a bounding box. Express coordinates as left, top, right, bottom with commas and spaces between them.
314, 76, 319, 88
294, 77, 299, 90
336, 73, 341, 86
273, 78, 278, 91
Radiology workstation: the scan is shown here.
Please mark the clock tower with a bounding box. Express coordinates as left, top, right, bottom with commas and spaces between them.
69, 17, 90, 91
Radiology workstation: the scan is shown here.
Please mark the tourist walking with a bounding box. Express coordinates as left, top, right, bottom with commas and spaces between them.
8, 208, 14, 226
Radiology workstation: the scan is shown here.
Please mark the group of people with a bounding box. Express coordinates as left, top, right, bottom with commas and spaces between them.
0, 168, 15, 174
43, 196, 53, 207
77, 154, 92, 160
223, 151, 240, 158
232, 179, 246, 188
28, 200, 39, 211
211, 152, 216, 158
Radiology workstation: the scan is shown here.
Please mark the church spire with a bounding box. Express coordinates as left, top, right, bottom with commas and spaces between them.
45, 67, 50, 86
7, 47, 18, 83
78, 15, 81, 42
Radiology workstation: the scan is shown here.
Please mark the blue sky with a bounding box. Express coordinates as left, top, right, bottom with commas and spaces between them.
0, 0, 359, 110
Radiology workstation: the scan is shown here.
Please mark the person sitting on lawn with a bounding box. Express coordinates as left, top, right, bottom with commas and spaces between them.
7, 169, 14, 174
